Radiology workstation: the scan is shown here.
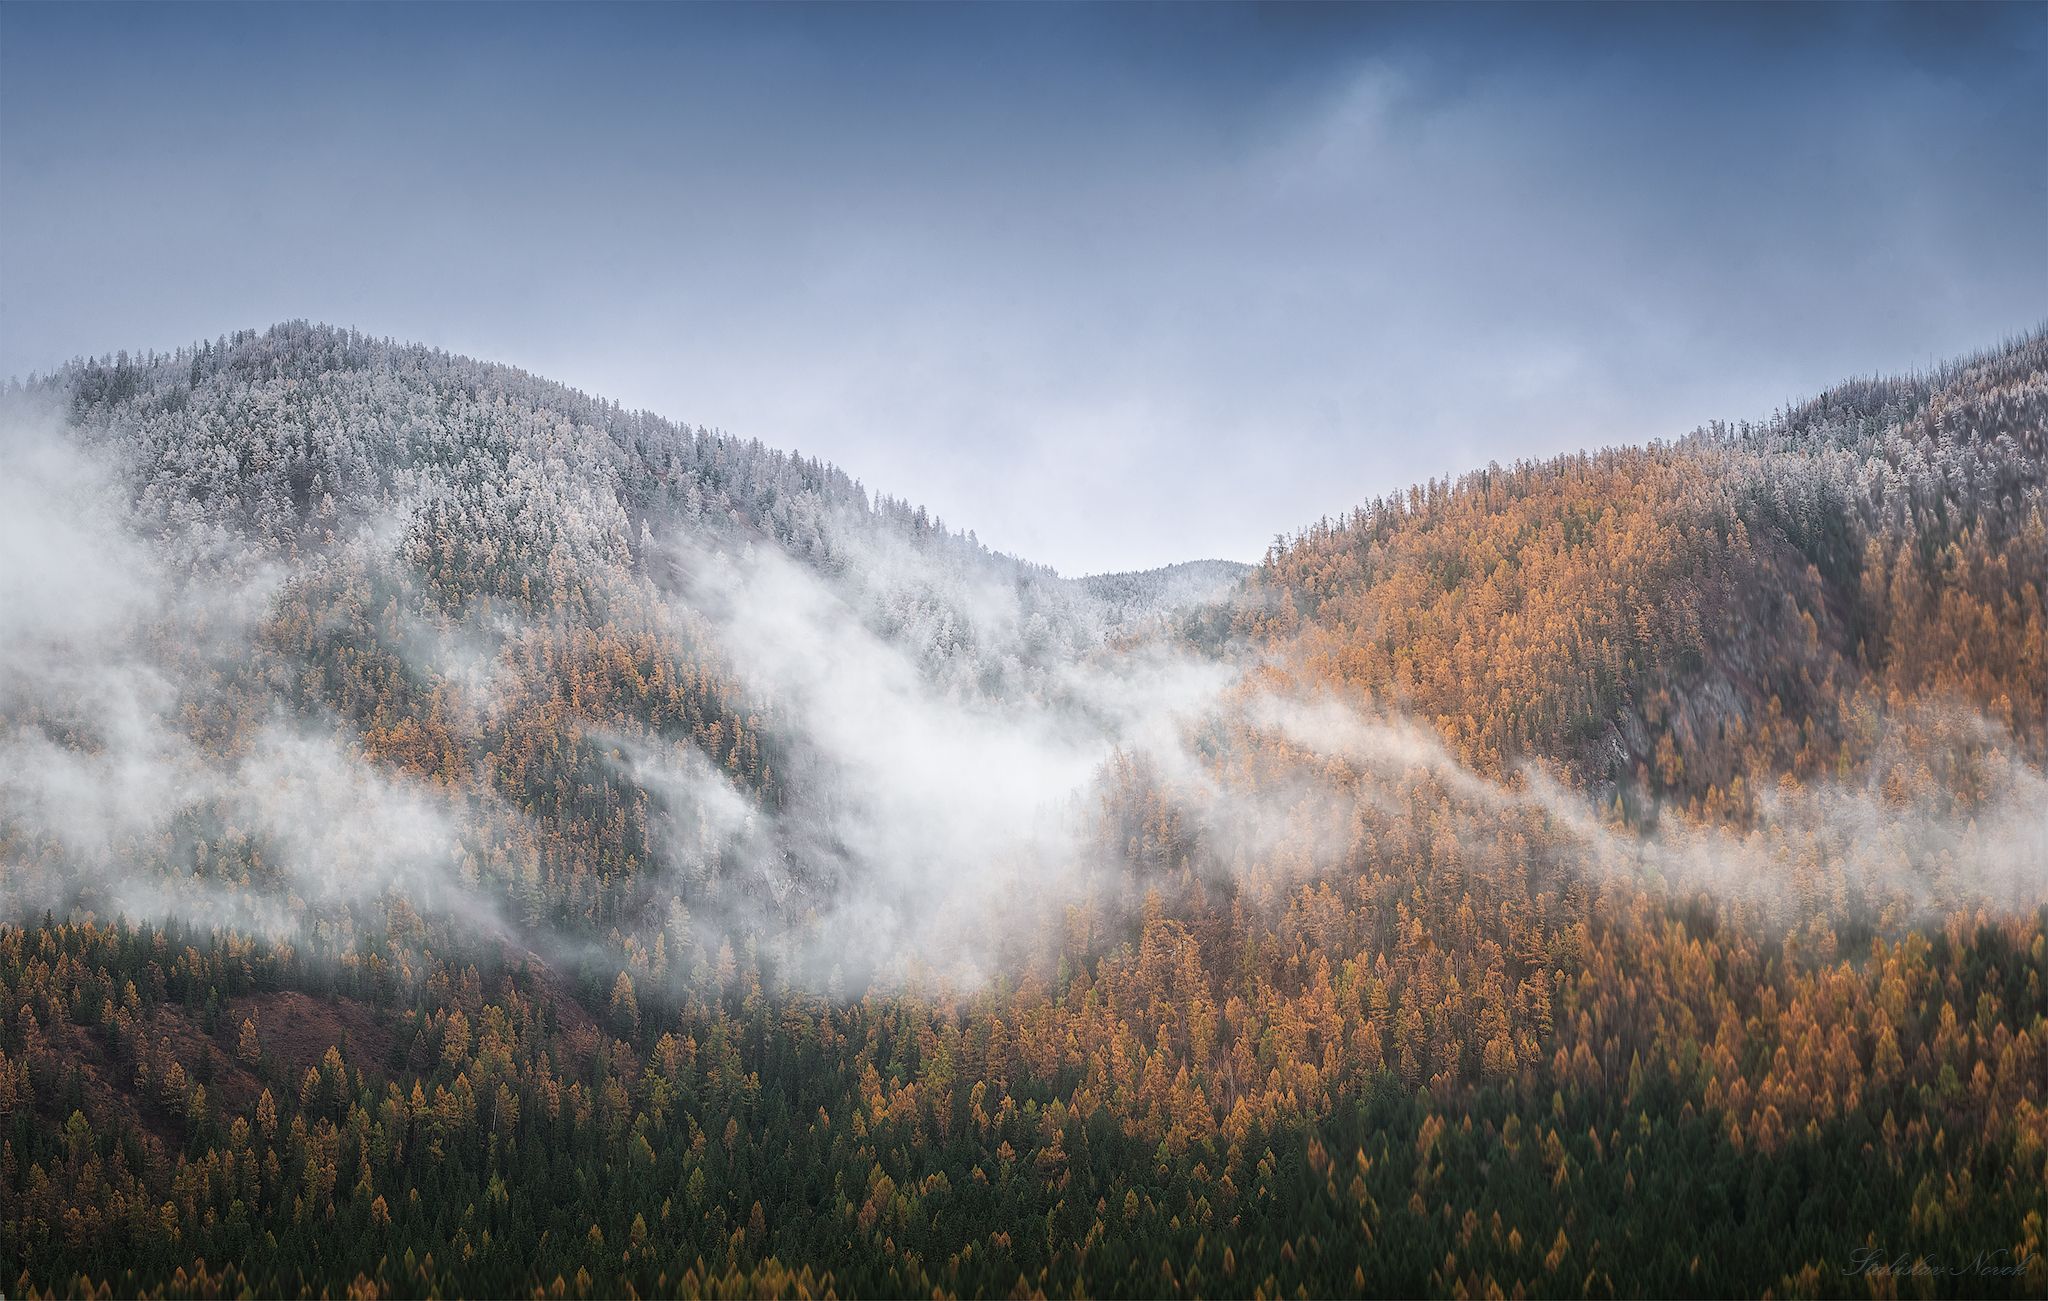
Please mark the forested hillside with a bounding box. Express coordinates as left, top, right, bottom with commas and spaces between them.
2, 324, 2044, 1298
1238, 335, 2045, 811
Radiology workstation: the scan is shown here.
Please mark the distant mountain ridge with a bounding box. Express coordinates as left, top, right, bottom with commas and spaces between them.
1077, 558, 1253, 616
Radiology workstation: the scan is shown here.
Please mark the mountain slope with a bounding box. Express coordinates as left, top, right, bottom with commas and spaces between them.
6, 321, 1252, 950
1240, 332, 2046, 818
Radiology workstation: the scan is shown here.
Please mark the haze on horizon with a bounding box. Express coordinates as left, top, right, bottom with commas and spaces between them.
2, 1, 2042, 575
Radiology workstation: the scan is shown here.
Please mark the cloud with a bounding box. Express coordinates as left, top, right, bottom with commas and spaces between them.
1242, 684, 2048, 932
5, 383, 2042, 996
634, 518, 2048, 992
0, 407, 510, 945
648, 536, 1142, 982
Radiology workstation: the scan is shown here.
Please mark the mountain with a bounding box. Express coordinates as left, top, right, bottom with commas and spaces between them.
2, 324, 2044, 1298
1240, 332, 2046, 812
1079, 558, 1254, 619
3, 321, 1258, 947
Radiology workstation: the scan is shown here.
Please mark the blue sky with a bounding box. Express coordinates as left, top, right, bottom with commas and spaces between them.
2, 2, 2042, 573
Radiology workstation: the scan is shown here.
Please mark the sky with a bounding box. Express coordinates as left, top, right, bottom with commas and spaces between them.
2, 3, 2043, 575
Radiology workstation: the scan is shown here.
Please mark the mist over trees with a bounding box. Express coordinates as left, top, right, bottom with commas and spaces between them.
2, 323, 2045, 1298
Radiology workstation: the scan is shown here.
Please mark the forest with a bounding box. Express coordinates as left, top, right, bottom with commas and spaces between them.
1, 322, 2044, 1298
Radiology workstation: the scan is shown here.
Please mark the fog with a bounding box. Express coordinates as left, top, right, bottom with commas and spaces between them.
0, 412, 503, 946
3, 401, 2043, 996
608, 523, 2048, 987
